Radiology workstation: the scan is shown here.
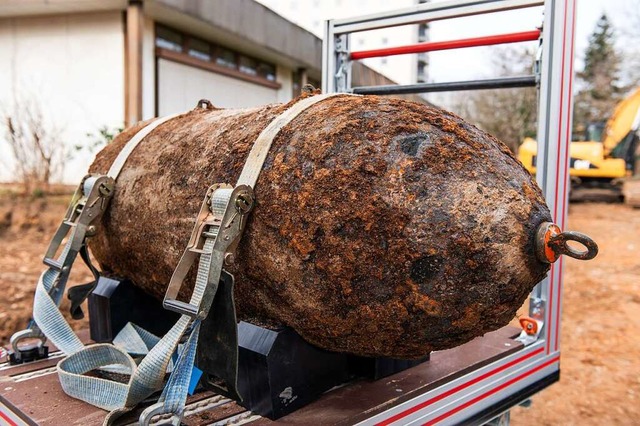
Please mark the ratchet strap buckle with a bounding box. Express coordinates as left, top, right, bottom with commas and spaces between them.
8, 174, 114, 364
44, 174, 115, 273
162, 184, 254, 319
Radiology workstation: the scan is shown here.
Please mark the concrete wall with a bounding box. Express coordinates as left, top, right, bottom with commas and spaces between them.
0, 12, 125, 184
276, 65, 293, 103
157, 58, 292, 114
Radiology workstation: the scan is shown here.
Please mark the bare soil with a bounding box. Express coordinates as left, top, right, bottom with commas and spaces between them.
511, 201, 640, 425
0, 190, 92, 343
0, 190, 638, 424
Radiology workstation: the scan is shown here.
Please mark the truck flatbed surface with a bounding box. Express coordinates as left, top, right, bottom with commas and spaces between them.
1, 327, 526, 426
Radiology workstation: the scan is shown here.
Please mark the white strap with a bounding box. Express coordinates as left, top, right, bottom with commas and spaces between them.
237, 93, 353, 187
107, 113, 182, 178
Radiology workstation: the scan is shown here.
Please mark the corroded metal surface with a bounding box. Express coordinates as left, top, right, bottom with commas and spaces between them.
88, 94, 552, 358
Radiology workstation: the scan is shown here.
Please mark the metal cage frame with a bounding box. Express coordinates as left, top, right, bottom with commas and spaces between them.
322, 0, 576, 424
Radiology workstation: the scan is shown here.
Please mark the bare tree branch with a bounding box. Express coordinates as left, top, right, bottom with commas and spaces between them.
1, 94, 66, 194
448, 46, 538, 153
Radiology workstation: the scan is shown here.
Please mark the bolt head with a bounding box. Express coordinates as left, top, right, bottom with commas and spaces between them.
235, 192, 254, 214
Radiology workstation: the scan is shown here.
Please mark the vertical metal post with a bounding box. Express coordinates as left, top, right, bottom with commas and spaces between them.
322, 20, 351, 93
533, 0, 577, 354
322, 19, 334, 93
322, 20, 335, 93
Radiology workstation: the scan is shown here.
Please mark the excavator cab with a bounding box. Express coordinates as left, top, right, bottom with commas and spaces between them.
584, 122, 605, 143
610, 128, 639, 174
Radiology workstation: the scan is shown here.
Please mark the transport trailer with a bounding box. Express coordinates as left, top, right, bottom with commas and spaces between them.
1, 324, 538, 425
1, 0, 577, 424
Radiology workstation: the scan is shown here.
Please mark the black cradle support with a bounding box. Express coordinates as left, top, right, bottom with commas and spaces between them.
87, 276, 430, 420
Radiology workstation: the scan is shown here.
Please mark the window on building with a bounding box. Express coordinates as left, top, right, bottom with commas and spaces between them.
292, 69, 302, 97
418, 23, 429, 42
257, 62, 277, 81
156, 26, 183, 52
215, 47, 237, 69
155, 25, 279, 87
188, 38, 211, 61
417, 61, 427, 83
238, 55, 258, 76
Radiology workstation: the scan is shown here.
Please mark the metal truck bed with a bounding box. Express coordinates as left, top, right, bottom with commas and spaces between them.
1, 326, 556, 425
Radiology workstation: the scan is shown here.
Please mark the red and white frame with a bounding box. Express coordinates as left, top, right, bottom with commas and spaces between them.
323, 0, 577, 424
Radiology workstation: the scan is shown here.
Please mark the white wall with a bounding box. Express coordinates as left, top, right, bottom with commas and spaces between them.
142, 16, 156, 120
276, 65, 293, 103
157, 58, 289, 114
0, 12, 125, 184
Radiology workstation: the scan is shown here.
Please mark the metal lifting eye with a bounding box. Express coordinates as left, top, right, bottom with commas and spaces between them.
550, 231, 599, 260
535, 222, 598, 263
8, 330, 49, 364
197, 99, 213, 109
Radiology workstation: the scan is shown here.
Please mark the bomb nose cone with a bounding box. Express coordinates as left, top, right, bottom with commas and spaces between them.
535, 222, 598, 263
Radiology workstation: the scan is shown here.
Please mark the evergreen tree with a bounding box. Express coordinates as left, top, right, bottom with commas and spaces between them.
574, 14, 623, 138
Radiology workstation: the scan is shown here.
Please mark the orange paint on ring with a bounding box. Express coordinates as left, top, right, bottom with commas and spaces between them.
543, 223, 562, 263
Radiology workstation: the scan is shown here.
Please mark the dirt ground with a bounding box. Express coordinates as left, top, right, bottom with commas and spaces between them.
0, 190, 638, 425
511, 200, 640, 425
0, 190, 93, 342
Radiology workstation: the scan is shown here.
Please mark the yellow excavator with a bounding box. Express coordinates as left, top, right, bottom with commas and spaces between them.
519, 87, 640, 195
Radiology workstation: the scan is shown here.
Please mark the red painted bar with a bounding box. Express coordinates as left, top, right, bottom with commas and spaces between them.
350, 29, 541, 60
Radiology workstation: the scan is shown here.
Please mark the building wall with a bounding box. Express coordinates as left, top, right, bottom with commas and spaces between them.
0, 12, 125, 184
276, 65, 294, 103
157, 58, 292, 114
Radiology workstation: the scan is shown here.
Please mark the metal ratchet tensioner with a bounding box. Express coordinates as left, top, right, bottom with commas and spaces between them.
9, 174, 114, 363
162, 184, 254, 319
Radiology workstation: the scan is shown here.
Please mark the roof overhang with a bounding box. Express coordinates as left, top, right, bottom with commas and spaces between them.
148, 0, 322, 79
0, 0, 127, 17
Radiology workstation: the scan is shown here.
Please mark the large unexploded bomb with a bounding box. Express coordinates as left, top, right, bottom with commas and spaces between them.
88, 93, 595, 359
